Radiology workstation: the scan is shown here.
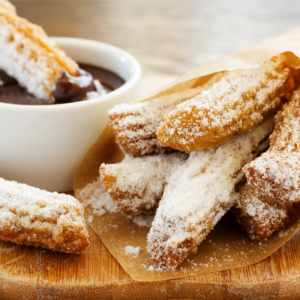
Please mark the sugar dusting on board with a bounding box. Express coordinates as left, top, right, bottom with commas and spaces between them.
79, 178, 155, 228
78, 178, 119, 217
129, 214, 154, 227
124, 246, 140, 257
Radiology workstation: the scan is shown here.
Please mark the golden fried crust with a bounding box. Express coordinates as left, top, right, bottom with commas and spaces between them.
157, 55, 296, 152
232, 184, 290, 241
244, 87, 300, 204
108, 86, 207, 157
0, 178, 90, 253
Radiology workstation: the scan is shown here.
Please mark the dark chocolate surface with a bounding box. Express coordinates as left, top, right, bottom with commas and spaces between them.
0, 63, 124, 105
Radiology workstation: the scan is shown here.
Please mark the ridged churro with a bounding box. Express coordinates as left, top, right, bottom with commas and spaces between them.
232, 183, 290, 241
108, 86, 208, 156
0, 177, 90, 253
0, 0, 78, 101
100, 152, 188, 216
147, 119, 273, 269
244, 87, 300, 204
157, 55, 296, 152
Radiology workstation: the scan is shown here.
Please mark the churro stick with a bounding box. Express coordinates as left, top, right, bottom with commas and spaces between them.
157, 55, 296, 152
100, 152, 188, 216
0, 177, 90, 253
108, 86, 209, 156
232, 184, 291, 241
244, 87, 300, 204
147, 119, 274, 269
0, 1, 78, 101
0, 0, 15, 13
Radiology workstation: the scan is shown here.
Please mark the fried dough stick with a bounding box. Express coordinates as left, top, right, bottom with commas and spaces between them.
244, 87, 300, 204
0, 177, 90, 253
0, 0, 78, 101
100, 152, 188, 216
0, 0, 15, 13
147, 119, 274, 269
157, 55, 296, 152
108, 86, 209, 156
232, 184, 291, 241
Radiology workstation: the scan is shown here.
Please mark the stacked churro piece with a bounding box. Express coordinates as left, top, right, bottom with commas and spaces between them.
102, 53, 300, 269
0, 0, 78, 101
108, 86, 209, 156
100, 153, 188, 216
244, 87, 300, 204
0, 177, 90, 252
147, 119, 273, 268
157, 55, 295, 152
232, 184, 293, 241
235, 87, 300, 242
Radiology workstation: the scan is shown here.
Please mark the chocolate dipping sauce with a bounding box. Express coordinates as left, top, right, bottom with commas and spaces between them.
0, 63, 125, 105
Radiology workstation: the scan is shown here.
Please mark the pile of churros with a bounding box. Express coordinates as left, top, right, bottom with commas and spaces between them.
101, 54, 300, 269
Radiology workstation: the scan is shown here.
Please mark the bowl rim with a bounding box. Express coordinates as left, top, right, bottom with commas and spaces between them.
0, 37, 141, 112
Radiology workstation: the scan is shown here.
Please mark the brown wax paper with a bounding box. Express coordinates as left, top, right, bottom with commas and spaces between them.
74, 27, 300, 281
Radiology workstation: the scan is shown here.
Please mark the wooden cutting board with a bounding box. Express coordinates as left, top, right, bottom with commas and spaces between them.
1, 224, 300, 300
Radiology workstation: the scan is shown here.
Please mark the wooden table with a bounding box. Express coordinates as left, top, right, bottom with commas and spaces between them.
3, 1, 300, 299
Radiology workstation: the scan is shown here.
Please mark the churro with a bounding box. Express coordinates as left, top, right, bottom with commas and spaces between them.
147, 119, 273, 269
244, 87, 300, 204
100, 152, 188, 216
108, 86, 207, 156
232, 184, 290, 241
0, 0, 78, 101
157, 55, 295, 152
0, 177, 90, 253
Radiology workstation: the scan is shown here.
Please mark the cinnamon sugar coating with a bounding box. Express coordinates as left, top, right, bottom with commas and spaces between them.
0, 178, 90, 253
0, 0, 78, 101
244, 87, 300, 204
147, 119, 273, 269
232, 184, 290, 241
108, 86, 207, 157
100, 153, 188, 216
157, 55, 296, 152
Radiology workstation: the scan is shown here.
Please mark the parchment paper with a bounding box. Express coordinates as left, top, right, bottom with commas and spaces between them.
74, 27, 300, 281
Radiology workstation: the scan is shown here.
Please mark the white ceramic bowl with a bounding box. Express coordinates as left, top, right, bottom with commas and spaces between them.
0, 37, 141, 192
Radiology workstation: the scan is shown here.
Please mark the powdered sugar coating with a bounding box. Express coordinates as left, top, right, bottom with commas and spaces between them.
232, 184, 289, 241
78, 178, 119, 216
124, 245, 140, 257
147, 119, 274, 269
0, 177, 89, 253
0, 6, 78, 101
108, 86, 206, 156
157, 55, 294, 152
100, 152, 188, 216
244, 87, 300, 204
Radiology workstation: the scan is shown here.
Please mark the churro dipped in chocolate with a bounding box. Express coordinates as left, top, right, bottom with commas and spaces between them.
232, 183, 291, 241
157, 55, 296, 153
108, 86, 209, 156
100, 152, 188, 216
0, 177, 90, 253
147, 119, 273, 269
0, 0, 97, 103
244, 87, 300, 205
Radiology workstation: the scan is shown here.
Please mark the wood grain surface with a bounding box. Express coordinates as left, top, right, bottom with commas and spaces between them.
3, 0, 300, 299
